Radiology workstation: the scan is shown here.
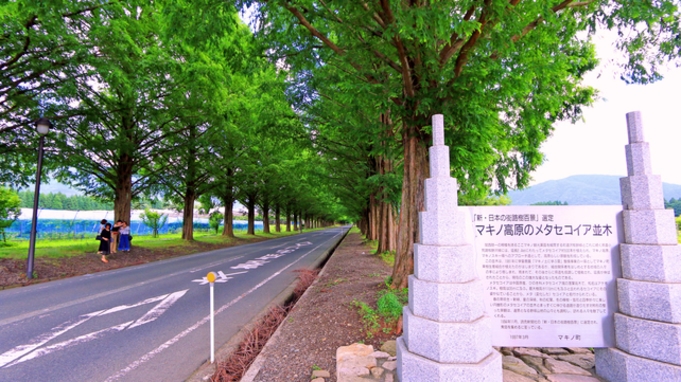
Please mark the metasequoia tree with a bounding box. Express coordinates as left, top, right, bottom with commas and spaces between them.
152, 25, 249, 241
52, 3, 188, 224
247, 0, 681, 288
52, 2, 241, 224
0, 0, 125, 186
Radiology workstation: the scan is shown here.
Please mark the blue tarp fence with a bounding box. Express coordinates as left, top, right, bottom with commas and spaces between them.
6, 219, 263, 240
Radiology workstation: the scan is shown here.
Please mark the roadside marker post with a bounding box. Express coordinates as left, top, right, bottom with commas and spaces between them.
207, 271, 216, 363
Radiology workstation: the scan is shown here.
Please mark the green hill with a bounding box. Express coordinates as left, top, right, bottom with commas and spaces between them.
509, 175, 681, 205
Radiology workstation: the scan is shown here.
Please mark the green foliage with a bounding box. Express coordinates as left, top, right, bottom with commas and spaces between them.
209, 211, 224, 234
461, 195, 513, 206
666, 198, 681, 217
0, 187, 21, 242
377, 251, 395, 267
139, 209, 168, 238
383, 276, 393, 288
353, 286, 408, 338
352, 300, 380, 339
532, 201, 569, 206
17, 191, 113, 210
376, 289, 408, 325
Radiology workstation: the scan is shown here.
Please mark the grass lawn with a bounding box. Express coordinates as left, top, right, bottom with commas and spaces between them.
0, 228, 309, 260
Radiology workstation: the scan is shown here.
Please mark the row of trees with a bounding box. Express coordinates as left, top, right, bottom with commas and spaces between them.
1, 1, 348, 245
3, 1, 680, 286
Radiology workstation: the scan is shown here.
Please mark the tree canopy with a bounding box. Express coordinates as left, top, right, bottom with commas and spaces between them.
2, 1, 680, 287
243, 0, 681, 287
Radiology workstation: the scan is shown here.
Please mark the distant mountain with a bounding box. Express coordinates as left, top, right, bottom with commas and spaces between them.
508, 175, 681, 205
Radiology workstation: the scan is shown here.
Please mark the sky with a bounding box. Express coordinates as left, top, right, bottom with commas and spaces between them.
530, 34, 681, 186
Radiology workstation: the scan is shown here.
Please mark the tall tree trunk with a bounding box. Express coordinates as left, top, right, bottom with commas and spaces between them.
359, 208, 369, 236
391, 128, 428, 289
377, 200, 388, 254
221, 169, 235, 238
375, 111, 397, 255
182, 187, 196, 241
377, 200, 397, 254
388, 203, 397, 253
293, 211, 298, 231
182, 131, 198, 241
370, 194, 379, 240
376, 152, 397, 254
286, 208, 291, 232
247, 197, 255, 235
275, 205, 281, 232
262, 200, 270, 234
113, 155, 134, 223
222, 200, 234, 237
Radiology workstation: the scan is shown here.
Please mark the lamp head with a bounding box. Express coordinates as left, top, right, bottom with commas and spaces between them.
34, 117, 52, 136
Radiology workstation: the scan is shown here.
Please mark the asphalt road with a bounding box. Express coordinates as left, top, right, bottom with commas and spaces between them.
0, 226, 349, 382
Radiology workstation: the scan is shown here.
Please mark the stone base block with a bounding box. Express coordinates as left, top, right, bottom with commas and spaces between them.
615, 313, 681, 365
402, 308, 491, 363
622, 209, 677, 245
408, 275, 484, 322
596, 347, 681, 382
397, 337, 502, 382
621, 244, 681, 282
618, 278, 681, 323
419, 209, 471, 246
414, 243, 476, 283
620, 175, 664, 210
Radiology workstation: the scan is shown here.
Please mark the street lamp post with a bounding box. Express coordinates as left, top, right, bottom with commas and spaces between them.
27, 117, 51, 279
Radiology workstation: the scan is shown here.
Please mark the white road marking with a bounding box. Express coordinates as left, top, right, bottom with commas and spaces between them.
0, 310, 103, 368
230, 259, 270, 270
128, 290, 187, 329
98, 294, 168, 316
0, 290, 188, 369
230, 241, 313, 271
105, 231, 344, 382
3, 320, 134, 368
191, 271, 247, 285
0, 253, 252, 327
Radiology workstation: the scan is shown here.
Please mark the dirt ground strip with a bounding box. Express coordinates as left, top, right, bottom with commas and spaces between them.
0, 236, 267, 289
247, 232, 397, 382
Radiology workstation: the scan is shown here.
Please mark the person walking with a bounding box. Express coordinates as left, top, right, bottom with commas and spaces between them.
118, 221, 131, 252
98, 223, 111, 263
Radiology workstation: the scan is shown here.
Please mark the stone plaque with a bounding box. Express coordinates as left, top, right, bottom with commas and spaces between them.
464, 205, 623, 347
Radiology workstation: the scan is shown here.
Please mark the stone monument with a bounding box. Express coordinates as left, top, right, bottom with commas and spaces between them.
396, 114, 502, 381
595, 111, 681, 381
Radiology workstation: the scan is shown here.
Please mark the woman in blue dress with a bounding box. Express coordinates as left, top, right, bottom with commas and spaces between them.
118, 221, 131, 252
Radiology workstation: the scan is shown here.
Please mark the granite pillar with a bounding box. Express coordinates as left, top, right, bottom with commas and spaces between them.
595, 111, 681, 381
397, 114, 502, 381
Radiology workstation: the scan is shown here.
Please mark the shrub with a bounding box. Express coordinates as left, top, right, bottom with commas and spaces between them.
377, 289, 407, 324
